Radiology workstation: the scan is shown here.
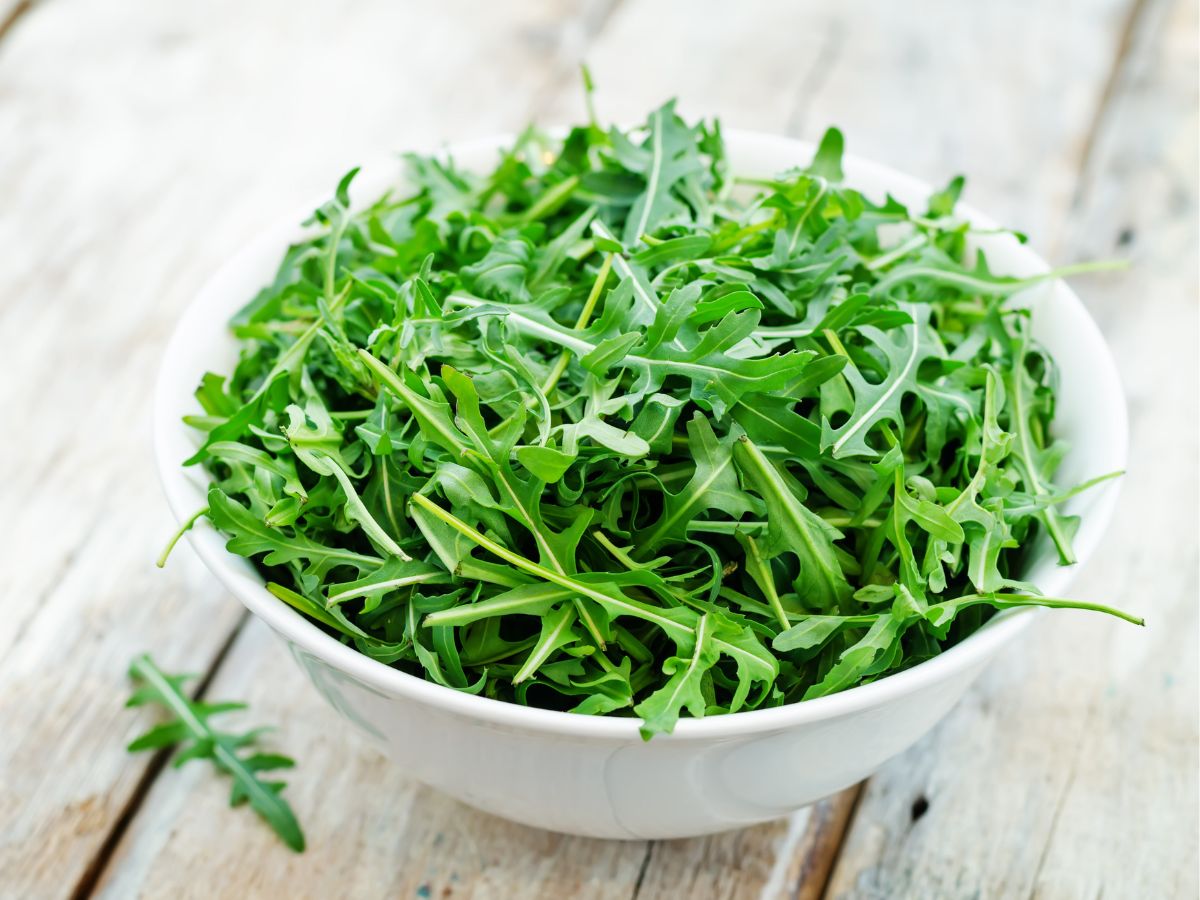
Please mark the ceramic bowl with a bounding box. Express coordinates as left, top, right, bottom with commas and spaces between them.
154, 131, 1126, 839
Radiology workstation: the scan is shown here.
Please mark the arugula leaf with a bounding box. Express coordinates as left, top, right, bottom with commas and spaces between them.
462, 233, 535, 303
642, 415, 753, 547
165, 90, 1140, 740
634, 612, 718, 738
733, 436, 853, 611
208, 488, 382, 580
1003, 335, 1079, 564
820, 303, 943, 459
126, 654, 305, 852
617, 100, 707, 245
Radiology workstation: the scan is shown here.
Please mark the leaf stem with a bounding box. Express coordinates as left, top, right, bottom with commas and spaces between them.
741, 532, 789, 631
1006, 361, 1076, 565
934, 594, 1144, 627
409, 494, 692, 640
156, 506, 209, 568
540, 254, 614, 396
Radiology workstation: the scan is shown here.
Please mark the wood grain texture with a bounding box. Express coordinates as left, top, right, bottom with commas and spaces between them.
0, 0, 30, 35
95, 619, 857, 900
0, 0, 617, 895
97, 616, 852, 900
824, 0, 1200, 897
541, 0, 1132, 242
95, 620, 649, 900
628, 789, 861, 900
1, 0, 1193, 897
788, 788, 862, 900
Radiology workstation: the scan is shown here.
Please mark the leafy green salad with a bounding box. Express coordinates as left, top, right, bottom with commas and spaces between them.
167, 94, 1139, 738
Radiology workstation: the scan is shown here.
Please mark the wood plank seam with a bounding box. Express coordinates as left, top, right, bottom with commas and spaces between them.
799, 0, 1157, 890
803, 785, 863, 900
52, 5, 638, 892
784, 20, 846, 138
1023, 699, 1095, 896
68, 610, 250, 900
1069, 0, 1158, 214
0, 0, 33, 44
628, 841, 656, 899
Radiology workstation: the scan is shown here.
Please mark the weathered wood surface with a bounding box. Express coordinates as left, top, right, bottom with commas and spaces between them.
0, 0, 621, 894
824, 0, 1200, 897
95, 619, 859, 900
0, 0, 1194, 897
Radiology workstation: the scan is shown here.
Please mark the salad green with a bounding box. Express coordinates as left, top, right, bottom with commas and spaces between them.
126, 654, 304, 851
167, 92, 1139, 739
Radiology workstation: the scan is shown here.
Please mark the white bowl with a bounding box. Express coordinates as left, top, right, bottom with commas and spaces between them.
154, 131, 1127, 840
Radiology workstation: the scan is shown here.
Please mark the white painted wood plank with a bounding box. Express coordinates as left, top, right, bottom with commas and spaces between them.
0, 0, 29, 32
825, 0, 1199, 896
540, 0, 1131, 242
95, 619, 650, 900
0, 0, 1158, 896
0, 0, 616, 895
84, 0, 1137, 896
631, 791, 860, 900
97, 620, 855, 899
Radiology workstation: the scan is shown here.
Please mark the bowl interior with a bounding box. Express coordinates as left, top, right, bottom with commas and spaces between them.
154, 131, 1127, 738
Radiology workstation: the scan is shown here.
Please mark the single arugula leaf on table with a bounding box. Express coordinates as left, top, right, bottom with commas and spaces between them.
125, 654, 305, 852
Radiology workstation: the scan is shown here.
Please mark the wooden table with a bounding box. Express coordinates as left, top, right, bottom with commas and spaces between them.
1, 1, 1196, 896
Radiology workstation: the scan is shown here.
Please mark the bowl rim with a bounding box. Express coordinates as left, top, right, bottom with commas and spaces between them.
153, 128, 1128, 742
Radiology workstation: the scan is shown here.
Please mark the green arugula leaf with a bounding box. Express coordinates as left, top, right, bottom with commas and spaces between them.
642, 415, 754, 547
165, 88, 1140, 739
208, 488, 382, 580
820, 303, 944, 459
634, 612, 719, 738
733, 436, 853, 612
618, 101, 707, 245
126, 654, 305, 852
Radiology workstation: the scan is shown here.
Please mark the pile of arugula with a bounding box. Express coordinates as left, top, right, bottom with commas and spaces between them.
172, 96, 1139, 738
